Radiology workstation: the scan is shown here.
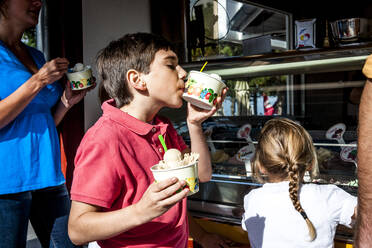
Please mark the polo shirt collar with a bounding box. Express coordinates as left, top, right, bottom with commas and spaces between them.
101, 99, 168, 136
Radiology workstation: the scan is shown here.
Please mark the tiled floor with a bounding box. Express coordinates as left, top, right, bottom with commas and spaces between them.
27, 221, 42, 248
27, 222, 90, 248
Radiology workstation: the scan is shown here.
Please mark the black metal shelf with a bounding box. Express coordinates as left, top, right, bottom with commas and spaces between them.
181, 44, 372, 78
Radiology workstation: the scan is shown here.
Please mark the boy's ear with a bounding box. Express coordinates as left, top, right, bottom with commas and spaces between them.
127, 69, 147, 91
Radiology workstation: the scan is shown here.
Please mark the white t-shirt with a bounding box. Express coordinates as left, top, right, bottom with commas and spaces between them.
241, 181, 357, 248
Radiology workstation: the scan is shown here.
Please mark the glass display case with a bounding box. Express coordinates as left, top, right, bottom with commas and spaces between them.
178, 45, 370, 185
170, 44, 372, 245
154, 1, 372, 246
155, 0, 372, 245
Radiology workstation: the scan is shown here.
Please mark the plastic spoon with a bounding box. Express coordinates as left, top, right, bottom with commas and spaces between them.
158, 134, 168, 152
200, 61, 208, 72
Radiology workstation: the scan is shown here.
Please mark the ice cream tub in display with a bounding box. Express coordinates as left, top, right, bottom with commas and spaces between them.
182, 71, 226, 110
66, 63, 94, 90
150, 149, 199, 196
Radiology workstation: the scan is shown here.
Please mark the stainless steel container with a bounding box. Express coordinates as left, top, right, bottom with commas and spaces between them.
330, 18, 371, 43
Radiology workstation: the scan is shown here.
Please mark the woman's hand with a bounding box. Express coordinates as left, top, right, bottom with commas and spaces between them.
54, 77, 96, 124
187, 87, 228, 126
62, 77, 96, 108
32, 57, 69, 87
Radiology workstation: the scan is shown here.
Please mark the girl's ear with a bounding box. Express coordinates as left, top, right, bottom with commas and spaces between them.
252, 159, 266, 175
257, 163, 267, 174
127, 69, 147, 91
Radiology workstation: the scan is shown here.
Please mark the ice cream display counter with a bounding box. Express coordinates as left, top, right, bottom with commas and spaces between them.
176, 117, 357, 246
170, 45, 372, 247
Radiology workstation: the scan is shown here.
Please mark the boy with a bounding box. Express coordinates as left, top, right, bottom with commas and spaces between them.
68, 33, 227, 247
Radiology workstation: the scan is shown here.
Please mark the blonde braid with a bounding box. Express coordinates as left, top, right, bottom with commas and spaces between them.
288, 161, 316, 241
253, 118, 318, 241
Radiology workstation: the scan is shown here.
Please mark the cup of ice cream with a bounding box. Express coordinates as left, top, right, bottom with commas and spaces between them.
66, 63, 94, 90
150, 149, 199, 196
182, 71, 226, 110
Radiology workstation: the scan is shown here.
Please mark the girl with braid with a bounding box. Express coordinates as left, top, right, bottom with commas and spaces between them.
241, 118, 357, 248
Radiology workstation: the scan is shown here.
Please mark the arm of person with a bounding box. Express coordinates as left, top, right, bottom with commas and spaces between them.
0, 58, 68, 129
0, 75, 44, 129
188, 212, 230, 248
186, 88, 228, 182
355, 68, 372, 246
68, 177, 189, 245
53, 93, 73, 126
185, 118, 212, 182
53, 79, 96, 125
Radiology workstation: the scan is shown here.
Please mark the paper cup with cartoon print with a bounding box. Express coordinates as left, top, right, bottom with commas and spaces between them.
66, 65, 94, 90
150, 161, 199, 196
182, 71, 226, 110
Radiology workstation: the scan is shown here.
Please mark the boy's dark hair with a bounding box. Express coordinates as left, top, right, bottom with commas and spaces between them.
96, 32, 174, 107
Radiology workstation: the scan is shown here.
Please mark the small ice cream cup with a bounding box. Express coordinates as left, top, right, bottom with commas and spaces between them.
150, 161, 199, 196
66, 66, 93, 90
182, 71, 226, 110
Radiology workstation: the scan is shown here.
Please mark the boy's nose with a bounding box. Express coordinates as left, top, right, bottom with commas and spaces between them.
177, 66, 187, 81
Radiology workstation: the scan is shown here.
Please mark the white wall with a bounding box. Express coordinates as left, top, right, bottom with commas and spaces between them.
82, 0, 151, 130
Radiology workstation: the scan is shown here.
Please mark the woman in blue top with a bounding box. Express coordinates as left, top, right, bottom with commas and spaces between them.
0, 0, 92, 247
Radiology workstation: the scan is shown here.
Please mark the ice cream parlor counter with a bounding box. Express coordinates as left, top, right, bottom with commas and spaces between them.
169, 44, 372, 247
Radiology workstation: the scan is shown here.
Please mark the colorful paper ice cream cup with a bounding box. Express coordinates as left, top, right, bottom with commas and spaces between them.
150, 161, 199, 196
66, 66, 94, 90
182, 71, 226, 110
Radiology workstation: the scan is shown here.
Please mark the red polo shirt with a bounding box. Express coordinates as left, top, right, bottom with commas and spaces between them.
71, 100, 188, 248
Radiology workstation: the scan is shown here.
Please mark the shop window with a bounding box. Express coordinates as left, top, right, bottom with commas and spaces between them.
187, 0, 292, 61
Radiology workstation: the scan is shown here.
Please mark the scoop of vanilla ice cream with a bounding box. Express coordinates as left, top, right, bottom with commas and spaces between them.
73, 63, 84, 72
156, 150, 199, 169
164, 148, 182, 167
209, 73, 221, 81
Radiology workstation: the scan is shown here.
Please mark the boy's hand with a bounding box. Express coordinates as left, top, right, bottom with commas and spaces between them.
134, 177, 189, 223
187, 87, 228, 126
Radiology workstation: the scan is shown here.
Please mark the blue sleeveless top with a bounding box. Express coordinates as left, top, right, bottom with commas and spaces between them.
0, 41, 65, 194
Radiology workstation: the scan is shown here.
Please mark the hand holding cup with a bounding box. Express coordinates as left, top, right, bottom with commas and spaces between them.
66, 63, 94, 91
133, 177, 189, 223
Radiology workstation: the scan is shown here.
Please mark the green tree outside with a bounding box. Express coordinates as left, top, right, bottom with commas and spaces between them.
22, 28, 36, 48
